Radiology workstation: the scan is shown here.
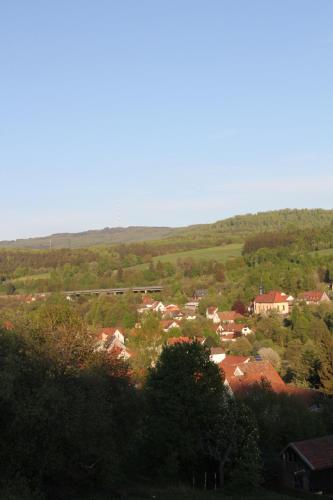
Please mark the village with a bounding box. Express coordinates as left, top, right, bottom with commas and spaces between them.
81, 286, 333, 494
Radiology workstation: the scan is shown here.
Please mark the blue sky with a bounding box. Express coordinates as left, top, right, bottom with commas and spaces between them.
1, 0, 332, 240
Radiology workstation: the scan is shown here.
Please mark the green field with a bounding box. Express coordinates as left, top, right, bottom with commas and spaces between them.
129, 243, 243, 270
12, 272, 51, 283
310, 248, 333, 257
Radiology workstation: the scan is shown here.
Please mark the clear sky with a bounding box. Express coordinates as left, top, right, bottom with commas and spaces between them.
1, 0, 332, 240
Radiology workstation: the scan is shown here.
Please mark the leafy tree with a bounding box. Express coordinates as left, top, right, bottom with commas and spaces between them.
141, 342, 226, 479
232, 299, 247, 315
241, 383, 325, 452
316, 327, 333, 394
205, 398, 261, 488
258, 347, 281, 370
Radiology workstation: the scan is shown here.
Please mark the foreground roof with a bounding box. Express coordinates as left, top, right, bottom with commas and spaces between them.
219, 358, 285, 393
287, 435, 333, 471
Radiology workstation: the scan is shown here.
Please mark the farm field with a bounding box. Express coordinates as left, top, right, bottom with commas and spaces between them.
12, 272, 51, 282
129, 243, 243, 270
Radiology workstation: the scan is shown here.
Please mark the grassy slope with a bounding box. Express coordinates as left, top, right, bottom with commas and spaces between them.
12, 272, 51, 283
310, 248, 333, 257
128, 243, 243, 270
2, 208, 333, 249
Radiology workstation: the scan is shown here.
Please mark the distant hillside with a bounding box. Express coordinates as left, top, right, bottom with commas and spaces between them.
0, 226, 177, 249
186, 208, 333, 236
1, 208, 333, 249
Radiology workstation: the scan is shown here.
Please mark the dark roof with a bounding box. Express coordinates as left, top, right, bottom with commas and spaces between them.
289, 435, 333, 471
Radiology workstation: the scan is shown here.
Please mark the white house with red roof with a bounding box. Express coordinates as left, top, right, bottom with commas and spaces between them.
206, 306, 220, 323
95, 327, 130, 359
214, 323, 252, 342
219, 356, 286, 395
298, 290, 330, 305
218, 311, 245, 323
97, 327, 125, 345
160, 320, 181, 333
137, 300, 166, 315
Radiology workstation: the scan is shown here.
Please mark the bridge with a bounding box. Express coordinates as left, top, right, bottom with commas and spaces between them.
64, 285, 164, 297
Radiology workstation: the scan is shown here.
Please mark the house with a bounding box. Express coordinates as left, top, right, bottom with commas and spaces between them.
150, 301, 166, 313
107, 338, 131, 360
162, 304, 184, 320
219, 357, 285, 395
95, 327, 130, 359
137, 300, 166, 315
215, 323, 252, 342
206, 306, 220, 323
210, 347, 226, 364
298, 291, 330, 305
184, 301, 199, 311
164, 304, 180, 313
219, 356, 251, 385
219, 357, 319, 404
183, 310, 197, 321
160, 320, 181, 333
218, 311, 245, 323
142, 295, 155, 306
254, 291, 293, 315
221, 323, 252, 335
281, 435, 333, 493
98, 327, 125, 345
193, 289, 208, 300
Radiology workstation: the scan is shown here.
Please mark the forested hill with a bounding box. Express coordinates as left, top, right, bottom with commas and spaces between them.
0, 226, 176, 250
1, 208, 333, 249
203, 208, 333, 235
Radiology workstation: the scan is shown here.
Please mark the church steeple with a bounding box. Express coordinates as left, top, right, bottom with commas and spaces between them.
259, 277, 264, 295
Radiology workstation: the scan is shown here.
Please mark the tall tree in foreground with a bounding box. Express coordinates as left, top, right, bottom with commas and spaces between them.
141, 342, 261, 488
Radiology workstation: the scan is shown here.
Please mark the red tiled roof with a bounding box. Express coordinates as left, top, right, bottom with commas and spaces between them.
219, 356, 249, 372
142, 296, 154, 305
99, 327, 124, 336
220, 333, 240, 341
165, 304, 180, 311
290, 435, 333, 471
298, 291, 325, 302
218, 311, 244, 321
284, 386, 320, 405
255, 291, 288, 304
221, 323, 246, 334
167, 336, 205, 346
160, 320, 180, 330
220, 359, 286, 394
167, 336, 193, 345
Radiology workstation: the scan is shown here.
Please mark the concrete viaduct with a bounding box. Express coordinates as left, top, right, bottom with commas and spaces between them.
64, 285, 164, 298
